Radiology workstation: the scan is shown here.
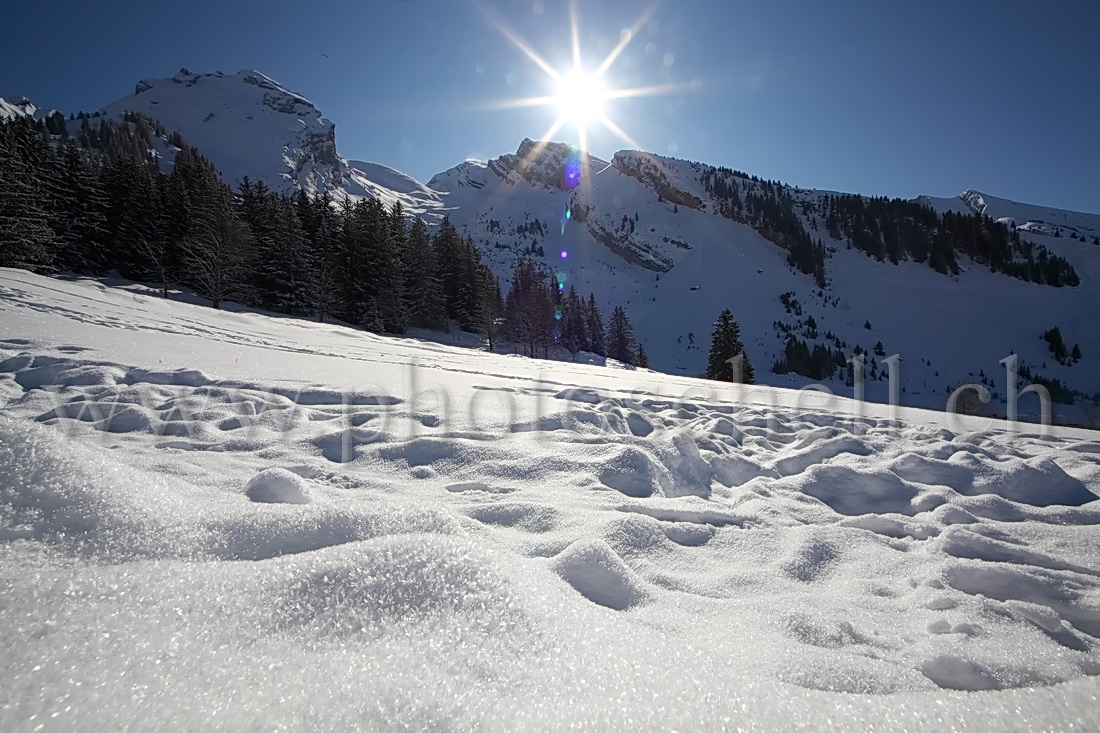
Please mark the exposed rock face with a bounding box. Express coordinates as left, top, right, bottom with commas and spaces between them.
492, 138, 606, 192
613, 151, 703, 210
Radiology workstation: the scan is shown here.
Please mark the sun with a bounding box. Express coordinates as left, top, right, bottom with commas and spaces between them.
479, 1, 687, 155
554, 70, 608, 125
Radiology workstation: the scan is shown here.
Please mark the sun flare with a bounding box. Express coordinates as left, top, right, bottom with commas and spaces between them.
478, 0, 684, 155
553, 70, 608, 125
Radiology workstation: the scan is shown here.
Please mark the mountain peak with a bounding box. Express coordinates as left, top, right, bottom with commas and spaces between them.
106, 68, 340, 196
488, 138, 608, 191
0, 96, 36, 120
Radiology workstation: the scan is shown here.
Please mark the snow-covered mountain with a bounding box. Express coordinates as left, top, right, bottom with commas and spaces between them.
0, 96, 37, 120
101, 68, 442, 216
5, 68, 1098, 420
921, 189, 1100, 241
429, 139, 1100, 421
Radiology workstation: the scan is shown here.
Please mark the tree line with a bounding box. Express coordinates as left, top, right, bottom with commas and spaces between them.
0, 112, 499, 333
0, 113, 649, 365
820, 194, 1079, 286
698, 166, 1080, 289
700, 168, 827, 287
500, 258, 647, 366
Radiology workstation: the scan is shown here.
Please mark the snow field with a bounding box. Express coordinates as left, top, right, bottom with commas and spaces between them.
1, 270, 1099, 729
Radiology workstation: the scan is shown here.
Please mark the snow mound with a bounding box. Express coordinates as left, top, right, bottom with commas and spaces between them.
245, 468, 311, 504
550, 539, 651, 610
597, 446, 673, 497
793, 464, 921, 516
277, 535, 524, 636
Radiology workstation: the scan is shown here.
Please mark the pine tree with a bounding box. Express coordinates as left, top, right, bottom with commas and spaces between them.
706, 308, 754, 383
1043, 327, 1068, 361
0, 117, 55, 271
636, 342, 649, 368
403, 216, 447, 329
238, 178, 278, 306
158, 150, 195, 273
52, 142, 109, 274
307, 198, 341, 321
560, 286, 586, 359
476, 266, 503, 350
502, 258, 554, 357
101, 154, 162, 278
606, 305, 637, 364
361, 197, 406, 333
180, 183, 255, 309
585, 293, 606, 356
336, 197, 369, 324
272, 193, 316, 315
454, 235, 486, 332
434, 216, 465, 322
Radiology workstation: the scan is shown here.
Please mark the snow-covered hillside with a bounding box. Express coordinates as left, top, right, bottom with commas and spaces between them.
921, 190, 1100, 242
0, 96, 37, 120
100, 69, 443, 216
7, 67, 1098, 420
431, 141, 1100, 420
1, 268, 1099, 728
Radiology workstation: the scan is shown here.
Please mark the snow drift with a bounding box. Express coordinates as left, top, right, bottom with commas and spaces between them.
1, 269, 1099, 729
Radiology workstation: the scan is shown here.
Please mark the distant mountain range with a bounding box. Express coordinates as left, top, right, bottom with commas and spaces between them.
3, 68, 1098, 418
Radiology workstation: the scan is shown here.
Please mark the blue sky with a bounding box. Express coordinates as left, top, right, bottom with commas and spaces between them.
1, 0, 1097, 212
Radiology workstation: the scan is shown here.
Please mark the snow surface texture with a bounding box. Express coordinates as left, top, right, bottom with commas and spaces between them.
1, 269, 1099, 729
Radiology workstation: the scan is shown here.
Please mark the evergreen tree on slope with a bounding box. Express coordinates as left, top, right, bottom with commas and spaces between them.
607, 305, 638, 364
585, 293, 606, 357
706, 308, 755, 383
403, 216, 447, 329
0, 117, 54, 271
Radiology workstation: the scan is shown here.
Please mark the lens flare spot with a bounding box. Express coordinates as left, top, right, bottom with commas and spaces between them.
566, 208, 572, 220
554, 306, 563, 319
564, 150, 583, 190
561, 249, 569, 258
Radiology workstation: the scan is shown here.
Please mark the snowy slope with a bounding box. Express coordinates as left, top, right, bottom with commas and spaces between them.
345, 159, 444, 213
431, 142, 1100, 421
1, 268, 1099, 728
0, 97, 36, 120
101, 69, 443, 216
11, 66, 1100, 417
935, 190, 1100, 241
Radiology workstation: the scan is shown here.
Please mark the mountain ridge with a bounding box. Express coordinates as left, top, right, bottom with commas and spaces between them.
2, 68, 1098, 419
